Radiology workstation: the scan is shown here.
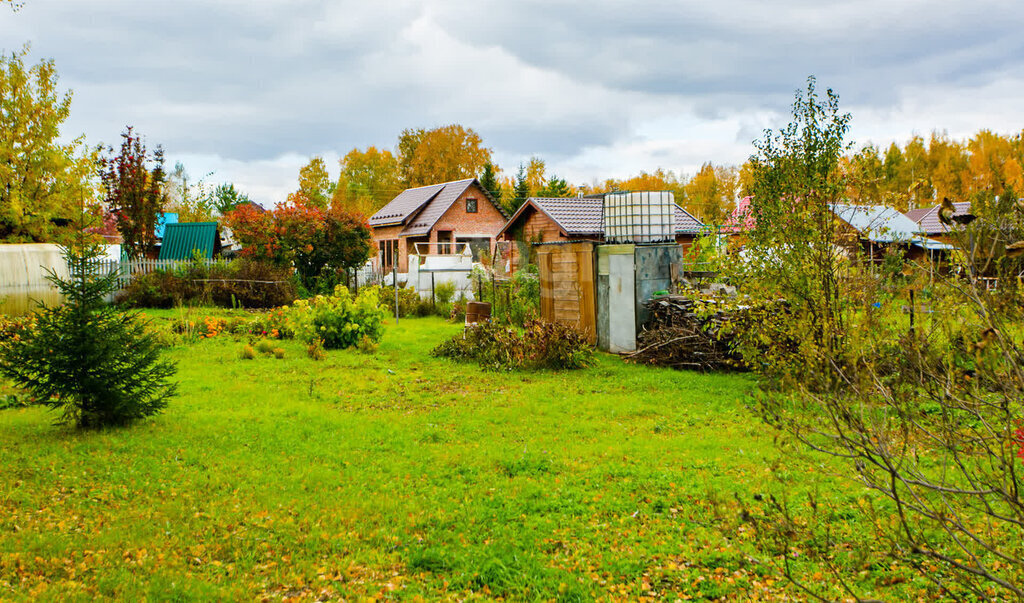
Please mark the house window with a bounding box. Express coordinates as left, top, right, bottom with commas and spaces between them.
381, 239, 398, 271
436, 230, 453, 255
466, 198, 478, 213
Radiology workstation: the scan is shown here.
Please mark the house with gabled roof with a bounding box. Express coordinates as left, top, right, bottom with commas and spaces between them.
368, 178, 508, 272
904, 201, 972, 246
831, 203, 952, 264
496, 195, 704, 269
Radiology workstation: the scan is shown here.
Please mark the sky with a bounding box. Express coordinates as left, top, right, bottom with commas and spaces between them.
3, 0, 1023, 206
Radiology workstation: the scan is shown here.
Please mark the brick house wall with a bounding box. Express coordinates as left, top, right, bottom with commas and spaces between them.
429, 183, 507, 256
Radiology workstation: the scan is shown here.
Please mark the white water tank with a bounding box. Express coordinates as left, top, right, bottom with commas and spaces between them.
603, 191, 675, 244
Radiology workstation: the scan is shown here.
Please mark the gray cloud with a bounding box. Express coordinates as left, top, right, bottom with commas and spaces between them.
2, 0, 1023, 201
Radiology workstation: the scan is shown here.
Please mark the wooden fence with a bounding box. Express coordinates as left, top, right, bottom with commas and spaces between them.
536, 242, 597, 344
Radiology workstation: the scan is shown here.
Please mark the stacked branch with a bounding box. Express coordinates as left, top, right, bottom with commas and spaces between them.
626, 295, 745, 372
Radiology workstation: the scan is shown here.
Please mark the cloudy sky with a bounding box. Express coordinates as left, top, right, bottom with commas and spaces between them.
4, 0, 1023, 205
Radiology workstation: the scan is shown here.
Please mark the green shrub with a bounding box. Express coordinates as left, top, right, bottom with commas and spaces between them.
0, 242, 176, 428
272, 347, 285, 359
240, 344, 256, 360
372, 284, 421, 318
435, 281, 456, 305
285, 286, 386, 349
255, 340, 275, 355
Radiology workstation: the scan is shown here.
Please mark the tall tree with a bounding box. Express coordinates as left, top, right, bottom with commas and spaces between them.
537, 175, 570, 198
844, 145, 886, 205
164, 161, 214, 222
99, 127, 166, 259
291, 156, 334, 208
0, 46, 95, 242
524, 156, 547, 194
397, 124, 492, 187
212, 183, 250, 216
744, 76, 851, 354
682, 163, 737, 224
509, 164, 530, 214
478, 162, 502, 204
332, 146, 399, 216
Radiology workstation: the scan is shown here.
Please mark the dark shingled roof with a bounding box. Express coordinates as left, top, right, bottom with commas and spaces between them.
368, 182, 445, 227
500, 196, 704, 238
402, 179, 477, 237
905, 202, 971, 235
674, 204, 703, 234
531, 197, 605, 235
368, 178, 506, 235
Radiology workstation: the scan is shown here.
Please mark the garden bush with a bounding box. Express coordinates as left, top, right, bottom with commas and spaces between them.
118, 259, 297, 309
284, 285, 386, 349
431, 319, 593, 371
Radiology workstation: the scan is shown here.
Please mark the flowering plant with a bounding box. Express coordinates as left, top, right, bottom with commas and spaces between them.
284, 286, 385, 349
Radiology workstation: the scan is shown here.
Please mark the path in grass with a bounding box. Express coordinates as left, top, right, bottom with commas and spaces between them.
0, 315, 931, 601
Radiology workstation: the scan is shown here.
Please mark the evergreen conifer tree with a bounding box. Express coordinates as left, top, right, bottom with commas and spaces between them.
0, 230, 176, 428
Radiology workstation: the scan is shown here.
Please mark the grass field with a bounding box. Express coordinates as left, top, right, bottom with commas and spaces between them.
0, 313, 944, 601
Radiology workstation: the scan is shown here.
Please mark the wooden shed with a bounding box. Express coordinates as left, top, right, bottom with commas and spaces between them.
535, 242, 596, 344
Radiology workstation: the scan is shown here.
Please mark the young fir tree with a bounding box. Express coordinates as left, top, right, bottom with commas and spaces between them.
479, 162, 502, 205
0, 232, 176, 428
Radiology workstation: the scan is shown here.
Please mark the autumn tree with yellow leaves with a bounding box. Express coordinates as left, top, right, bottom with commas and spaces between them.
397, 125, 492, 188
0, 46, 96, 242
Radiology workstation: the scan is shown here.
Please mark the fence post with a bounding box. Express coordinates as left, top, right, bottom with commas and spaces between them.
431, 272, 436, 309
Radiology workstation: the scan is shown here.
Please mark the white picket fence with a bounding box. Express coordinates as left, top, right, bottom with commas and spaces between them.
94, 258, 226, 291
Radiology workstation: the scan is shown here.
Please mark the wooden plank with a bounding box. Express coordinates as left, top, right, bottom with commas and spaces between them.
577, 246, 596, 344
539, 252, 554, 322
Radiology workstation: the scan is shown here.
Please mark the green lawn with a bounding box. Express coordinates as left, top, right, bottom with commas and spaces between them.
0, 314, 942, 601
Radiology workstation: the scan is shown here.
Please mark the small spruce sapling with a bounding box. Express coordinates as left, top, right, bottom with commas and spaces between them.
0, 233, 176, 428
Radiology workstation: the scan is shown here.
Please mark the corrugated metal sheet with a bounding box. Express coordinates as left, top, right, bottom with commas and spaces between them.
832, 204, 952, 250
159, 222, 218, 260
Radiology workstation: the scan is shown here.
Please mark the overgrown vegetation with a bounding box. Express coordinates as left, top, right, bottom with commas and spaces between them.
431, 319, 593, 370
470, 265, 540, 327
723, 77, 1024, 598
0, 240, 176, 428
117, 259, 297, 309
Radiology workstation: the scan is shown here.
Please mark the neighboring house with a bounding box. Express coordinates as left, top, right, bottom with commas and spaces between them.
158, 222, 222, 260
831, 203, 951, 263
496, 196, 704, 269
904, 201, 972, 246
368, 178, 508, 272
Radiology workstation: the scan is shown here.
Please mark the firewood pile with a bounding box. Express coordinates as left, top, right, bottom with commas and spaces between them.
626, 295, 746, 372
